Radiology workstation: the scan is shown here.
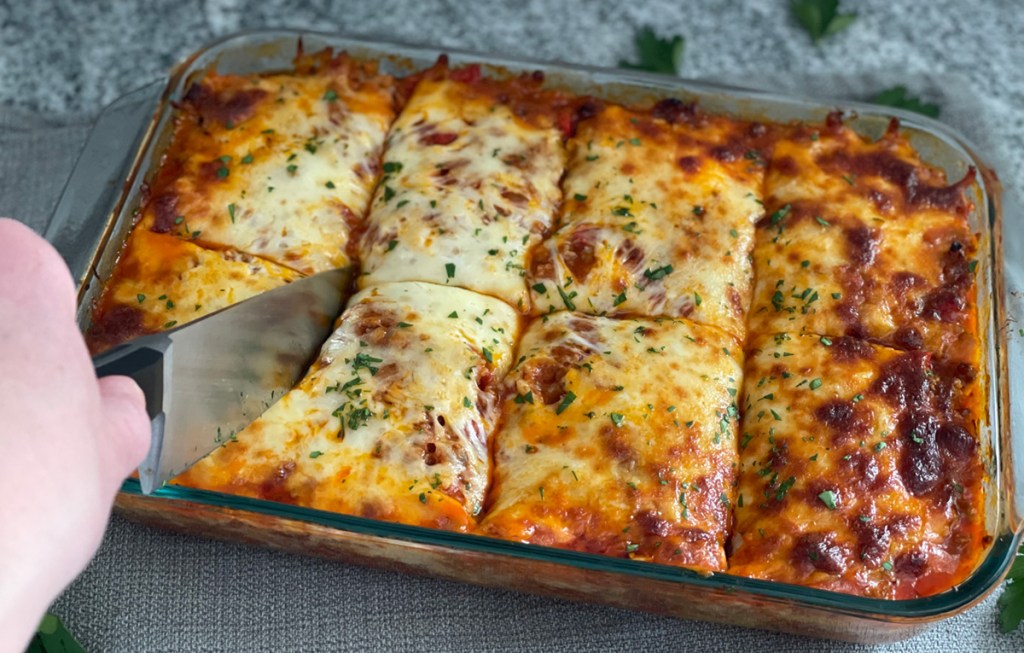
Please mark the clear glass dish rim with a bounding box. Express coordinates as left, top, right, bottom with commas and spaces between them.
89, 26, 1021, 623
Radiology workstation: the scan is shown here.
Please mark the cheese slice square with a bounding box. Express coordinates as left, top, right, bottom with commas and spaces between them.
139, 51, 397, 275
729, 332, 985, 598
528, 102, 768, 337
748, 118, 978, 364
175, 282, 520, 531
359, 66, 567, 310
481, 311, 742, 572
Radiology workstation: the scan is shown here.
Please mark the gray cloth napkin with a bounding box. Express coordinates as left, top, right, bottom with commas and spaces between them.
1, 72, 1021, 652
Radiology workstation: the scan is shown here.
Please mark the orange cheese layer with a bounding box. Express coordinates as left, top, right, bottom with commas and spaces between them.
86, 229, 299, 353
138, 50, 397, 275
175, 282, 520, 531
482, 311, 743, 572
729, 332, 985, 598
529, 101, 769, 338
749, 116, 978, 364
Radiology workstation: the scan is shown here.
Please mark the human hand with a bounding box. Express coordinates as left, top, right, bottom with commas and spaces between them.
0, 218, 150, 652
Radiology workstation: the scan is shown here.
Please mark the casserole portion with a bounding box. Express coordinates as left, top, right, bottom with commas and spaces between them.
728, 332, 985, 598
137, 50, 397, 274
482, 311, 742, 572
86, 229, 299, 353
358, 62, 569, 310
175, 282, 520, 531
747, 115, 978, 364
527, 101, 768, 337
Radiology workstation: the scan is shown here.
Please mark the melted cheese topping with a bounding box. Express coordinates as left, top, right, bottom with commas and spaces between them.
175, 282, 520, 531
482, 312, 742, 572
86, 229, 299, 353
528, 104, 765, 337
729, 332, 985, 598
358, 73, 565, 310
139, 54, 396, 274
748, 120, 978, 364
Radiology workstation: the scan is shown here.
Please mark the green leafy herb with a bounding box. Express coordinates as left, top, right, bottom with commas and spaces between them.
309, 451, 323, 459
643, 264, 674, 281
514, 391, 535, 405
445, 262, 456, 279
555, 391, 577, 415
26, 613, 87, 653
818, 490, 838, 510
869, 86, 941, 118
998, 547, 1024, 633
482, 347, 494, 363
618, 26, 684, 75
323, 89, 338, 102
610, 412, 626, 427
791, 0, 857, 44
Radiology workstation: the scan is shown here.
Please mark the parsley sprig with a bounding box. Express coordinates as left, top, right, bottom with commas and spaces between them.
791, 0, 857, 44
26, 613, 86, 653
999, 547, 1024, 633
869, 86, 941, 118
619, 27, 684, 75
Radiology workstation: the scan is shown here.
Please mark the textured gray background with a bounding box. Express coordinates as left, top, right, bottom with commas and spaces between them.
2, 0, 1022, 651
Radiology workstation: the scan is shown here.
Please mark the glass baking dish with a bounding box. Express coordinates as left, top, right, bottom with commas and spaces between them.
49, 29, 1024, 644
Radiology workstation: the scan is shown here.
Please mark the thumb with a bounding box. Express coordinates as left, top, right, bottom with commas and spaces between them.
96, 375, 151, 488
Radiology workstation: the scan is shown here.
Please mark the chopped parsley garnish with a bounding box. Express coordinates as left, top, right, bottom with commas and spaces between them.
309, 451, 323, 459
352, 352, 383, 376
573, 193, 588, 201
445, 262, 456, 279
514, 391, 535, 405
448, 311, 458, 318
387, 239, 398, 252
532, 283, 547, 294
481, 347, 494, 363
228, 203, 236, 223
769, 204, 791, 225
643, 264, 674, 281
818, 490, 838, 510
775, 475, 796, 501
809, 378, 823, 390
610, 413, 626, 427
613, 291, 627, 306
555, 391, 577, 415
556, 285, 577, 311
323, 89, 338, 102
382, 161, 403, 174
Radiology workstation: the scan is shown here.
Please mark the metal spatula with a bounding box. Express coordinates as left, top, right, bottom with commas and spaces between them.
91, 268, 350, 494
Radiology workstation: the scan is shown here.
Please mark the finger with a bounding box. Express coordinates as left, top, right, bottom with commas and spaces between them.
96, 375, 152, 487
0, 218, 77, 322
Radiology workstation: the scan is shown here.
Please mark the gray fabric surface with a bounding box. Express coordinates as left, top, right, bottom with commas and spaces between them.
2, 1, 1023, 651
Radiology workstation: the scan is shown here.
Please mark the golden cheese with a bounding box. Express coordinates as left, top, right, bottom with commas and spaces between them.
175, 282, 520, 531
528, 102, 767, 338
481, 311, 743, 572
